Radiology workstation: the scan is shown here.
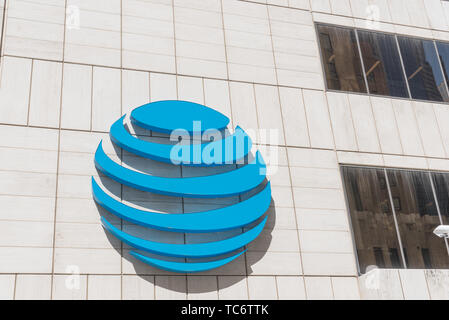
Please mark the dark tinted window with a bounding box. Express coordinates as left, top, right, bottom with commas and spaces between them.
436, 42, 449, 93
397, 37, 449, 102
343, 166, 449, 273
386, 170, 449, 269
317, 25, 367, 93
431, 172, 449, 224
342, 167, 404, 273
357, 30, 409, 98
316, 23, 449, 103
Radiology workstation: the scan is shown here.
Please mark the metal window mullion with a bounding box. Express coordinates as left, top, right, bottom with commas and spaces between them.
384, 168, 408, 269
428, 172, 449, 256
433, 40, 449, 101
395, 35, 413, 99
354, 29, 370, 95
340, 166, 363, 275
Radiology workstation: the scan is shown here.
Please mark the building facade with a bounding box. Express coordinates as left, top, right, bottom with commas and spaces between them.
2, 0, 449, 299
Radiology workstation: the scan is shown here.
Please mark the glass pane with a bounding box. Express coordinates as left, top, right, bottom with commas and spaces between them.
317, 24, 367, 93
342, 167, 404, 274
387, 170, 449, 269
357, 30, 409, 98
431, 172, 449, 224
436, 42, 449, 93
397, 36, 449, 102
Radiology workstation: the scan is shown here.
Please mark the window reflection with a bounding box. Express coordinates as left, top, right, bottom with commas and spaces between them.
397, 37, 449, 102
343, 166, 449, 273
342, 167, 404, 273
357, 30, 409, 98
436, 42, 449, 94
431, 173, 449, 224
386, 170, 449, 269
317, 25, 367, 93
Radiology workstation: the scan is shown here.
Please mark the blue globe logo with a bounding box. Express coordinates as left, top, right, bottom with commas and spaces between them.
92, 100, 271, 273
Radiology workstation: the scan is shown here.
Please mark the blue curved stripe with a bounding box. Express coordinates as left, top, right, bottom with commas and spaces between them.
101, 216, 266, 258
130, 250, 245, 273
92, 178, 271, 232
94, 141, 266, 198
110, 116, 252, 166
131, 100, 230, 135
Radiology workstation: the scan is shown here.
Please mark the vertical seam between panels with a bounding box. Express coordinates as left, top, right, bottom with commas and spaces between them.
267, 2, 305, 285
220, 0, 230, 81
50, 0, 67, 300
26, 59, 33, 126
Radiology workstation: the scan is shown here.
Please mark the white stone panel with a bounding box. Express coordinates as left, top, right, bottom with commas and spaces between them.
0, 275, 15, 299
150, 73, 177, 102
122, 69, 150, 116
29, 60, 62, 128
424, 0, 449, 31
278, 87, 310, 147
0, 57, 32, 125
155, 276, 187, 300
302, 90, 334, 149
187, 276, 218, 300
247, 276, 278, 300
229, 82, 259, 143
254, 84, 285, 145
92, 67, 121, 132
218, 276, 248, 300
390, 99, 424, 156
122, 275, 155, 300
425, 270, 449, 300
359, 269, 404, 300
304, 277, 333, 300
61, 63, 92, 130
332, 277, 360, 300
87, 275, 121, 300
348, 94, 380, 153
399, 270, 430, 300
310, 0, 331, 13
247, 252, 302, 275
15, 275, 52, 300
177, 76, 204, 104
370, 97, 403, 154
276, 276, 306, 299
302, 252, 357, 276
52, 274, 87, 300
54, 248, 121, 274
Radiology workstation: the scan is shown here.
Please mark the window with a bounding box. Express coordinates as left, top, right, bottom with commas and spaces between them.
342, 166, 404, 273
317, 23, 449, 103
436, 42, 449, 92
387, 170, 449, 269
342, 166, 449, 274
317, 24, 366, 93
397, 37, 448, 102
357, 30, 408, 98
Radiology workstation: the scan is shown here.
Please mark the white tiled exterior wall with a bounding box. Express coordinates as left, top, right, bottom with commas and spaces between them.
1, 0, 449, 300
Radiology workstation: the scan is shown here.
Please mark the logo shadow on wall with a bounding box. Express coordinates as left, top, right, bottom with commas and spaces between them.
92, 101, 276, 294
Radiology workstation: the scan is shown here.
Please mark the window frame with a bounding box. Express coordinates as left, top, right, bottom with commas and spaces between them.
340, 164, 449, 275
316, 23, 368, 93
315, 22, 449, 105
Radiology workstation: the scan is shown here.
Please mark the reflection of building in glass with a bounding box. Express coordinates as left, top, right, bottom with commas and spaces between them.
318, 26, 366, 93
396, 37, 447, 102
343, 167, 449, 274
439, 57, 449, 101
388, 171, 446, 269
318, 23, 449, 103
344, 167, 403, 273
358, 37, 390, 95
420, 61, 445, 101
357, 31, 409, 98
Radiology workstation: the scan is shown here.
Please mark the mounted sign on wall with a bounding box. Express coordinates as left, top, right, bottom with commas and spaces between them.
91, 100, 271, 273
